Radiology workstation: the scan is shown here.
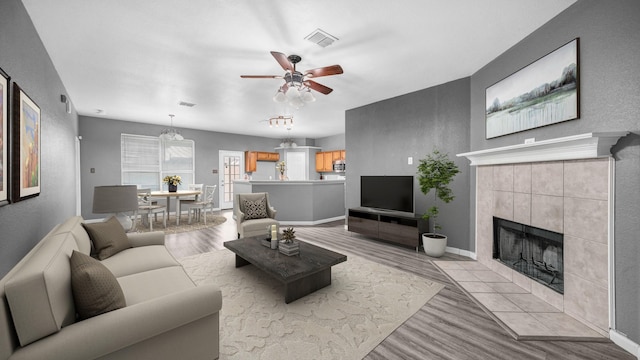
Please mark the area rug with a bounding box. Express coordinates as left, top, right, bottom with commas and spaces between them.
134, 213, 226, 234
179, 245, 444, 360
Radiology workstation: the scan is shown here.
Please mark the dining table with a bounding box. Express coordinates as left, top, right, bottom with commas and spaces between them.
149, 190, 202, 225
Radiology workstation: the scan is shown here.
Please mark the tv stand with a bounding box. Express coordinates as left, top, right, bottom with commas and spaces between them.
348, 207, 425, 251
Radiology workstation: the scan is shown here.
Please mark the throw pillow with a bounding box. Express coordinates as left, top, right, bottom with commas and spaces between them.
243, 198, 268, 220
82, 216, 132, 260
69, 250, 126, 320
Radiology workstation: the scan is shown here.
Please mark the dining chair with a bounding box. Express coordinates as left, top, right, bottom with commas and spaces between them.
136, 188, 167, 230
183, 185, 216, 225
177, 184, 204, 223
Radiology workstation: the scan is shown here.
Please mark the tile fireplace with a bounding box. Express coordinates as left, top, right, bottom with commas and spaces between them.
458, 132, 629, 338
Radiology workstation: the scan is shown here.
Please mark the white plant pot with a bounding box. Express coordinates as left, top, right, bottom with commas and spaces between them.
422, 233, 447, 257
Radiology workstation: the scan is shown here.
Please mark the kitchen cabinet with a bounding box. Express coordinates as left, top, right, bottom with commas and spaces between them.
257, 152, 279, 161
315, 150, 345, 172
245, 151, 279, 173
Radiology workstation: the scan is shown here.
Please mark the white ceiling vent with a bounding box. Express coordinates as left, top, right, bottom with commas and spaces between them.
178, 101, 196, 107
305, 28, 338, 48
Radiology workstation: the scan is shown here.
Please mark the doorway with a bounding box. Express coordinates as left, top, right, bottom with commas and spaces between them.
218, 150, 244, 209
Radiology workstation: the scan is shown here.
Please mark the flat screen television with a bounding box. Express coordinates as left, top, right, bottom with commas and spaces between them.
360, 176, 414, 213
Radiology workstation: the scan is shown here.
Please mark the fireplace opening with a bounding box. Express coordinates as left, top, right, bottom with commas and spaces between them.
493, 217, 564, 294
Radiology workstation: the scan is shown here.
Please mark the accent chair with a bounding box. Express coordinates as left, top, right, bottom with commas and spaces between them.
234, 192, 279, 238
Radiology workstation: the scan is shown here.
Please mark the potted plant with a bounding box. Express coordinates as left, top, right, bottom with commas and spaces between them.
417, 149, 460, 257
163, 175, 182, 192
279, 227, 299, 256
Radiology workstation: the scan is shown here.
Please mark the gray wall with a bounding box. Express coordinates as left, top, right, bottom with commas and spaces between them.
0, 0, 79, 277
345, 77, 471, 250
469, 0, 640, 343
315, 134, 345, 151
79, 116, 280, 217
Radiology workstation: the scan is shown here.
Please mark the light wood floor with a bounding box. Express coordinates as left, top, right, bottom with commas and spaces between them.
165, 210, 634, 360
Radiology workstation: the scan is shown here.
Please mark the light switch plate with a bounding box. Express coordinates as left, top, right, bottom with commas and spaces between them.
408, 156, 413, 165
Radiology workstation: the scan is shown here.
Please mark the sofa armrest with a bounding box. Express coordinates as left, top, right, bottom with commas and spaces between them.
236, 211, 246, 224
267, 207, 277, 219
9, 284, 222, 360
126, 231, 165, 247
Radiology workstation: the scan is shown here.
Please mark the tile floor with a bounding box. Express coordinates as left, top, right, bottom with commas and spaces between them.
433, 260, 605, 341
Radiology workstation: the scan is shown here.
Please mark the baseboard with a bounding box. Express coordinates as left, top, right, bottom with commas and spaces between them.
610, 329, 640, 359
279, 216, 345, 226
445, 246, 477, 260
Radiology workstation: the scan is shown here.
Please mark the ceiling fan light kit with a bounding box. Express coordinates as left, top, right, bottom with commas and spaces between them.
159, 114, 184, 141
242, 51, 343, 109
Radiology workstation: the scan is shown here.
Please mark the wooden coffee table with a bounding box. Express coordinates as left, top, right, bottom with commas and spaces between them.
224, 237, 347, 303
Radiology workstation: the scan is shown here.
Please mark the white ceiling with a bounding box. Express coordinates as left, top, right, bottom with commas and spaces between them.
22, 0, 575, 139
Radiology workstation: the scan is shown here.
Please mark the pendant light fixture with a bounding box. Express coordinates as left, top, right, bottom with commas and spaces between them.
159, 114, 184, 141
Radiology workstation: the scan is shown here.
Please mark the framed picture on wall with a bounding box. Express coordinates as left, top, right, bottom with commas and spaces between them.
0, 67, 9, 206
12, 83, 41, 201
485, 38, 579, 139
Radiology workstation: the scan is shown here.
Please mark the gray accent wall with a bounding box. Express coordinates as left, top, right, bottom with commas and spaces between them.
0, 0, 79, 277
79, 116, 281, 218
345, 77, 471, 250
315, 134, 345, 151
469, 0, 640, 343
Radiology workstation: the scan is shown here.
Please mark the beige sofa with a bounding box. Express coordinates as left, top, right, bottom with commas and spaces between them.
0, 216, 222, 360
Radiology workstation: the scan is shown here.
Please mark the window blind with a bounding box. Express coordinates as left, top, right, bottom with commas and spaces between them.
121, 134, 194, 190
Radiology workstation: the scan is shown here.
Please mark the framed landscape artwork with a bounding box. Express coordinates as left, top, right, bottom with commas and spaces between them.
485, 38, 579, 139
12, 83, 41, 201
0, 68, 8, 205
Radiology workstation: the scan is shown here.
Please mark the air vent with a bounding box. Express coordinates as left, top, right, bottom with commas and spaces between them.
178, 101, 196, 107
305, 28, 338, 48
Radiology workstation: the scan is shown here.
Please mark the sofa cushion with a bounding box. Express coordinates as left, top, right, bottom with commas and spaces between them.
240, 217, 279, 234
117, 266, 195, 306
82, 216, 132, 260
243, 197, 268, 219
70, 251, 126, 320
4, 233, 77, 346
101, 245, 180, 278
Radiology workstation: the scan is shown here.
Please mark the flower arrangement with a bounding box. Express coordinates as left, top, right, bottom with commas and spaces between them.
163, 175, 182, 186
276, 161, 286, 175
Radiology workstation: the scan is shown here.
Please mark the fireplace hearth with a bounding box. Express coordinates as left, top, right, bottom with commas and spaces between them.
493, 217, 564, 294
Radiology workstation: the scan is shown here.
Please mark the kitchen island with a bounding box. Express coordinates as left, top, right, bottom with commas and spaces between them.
233, 180, 345, 225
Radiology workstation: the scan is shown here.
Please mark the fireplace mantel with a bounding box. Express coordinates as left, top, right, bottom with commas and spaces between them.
457, 132, 629, 166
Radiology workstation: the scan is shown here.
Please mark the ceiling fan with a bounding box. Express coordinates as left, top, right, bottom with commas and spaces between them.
241, 51, 343, 107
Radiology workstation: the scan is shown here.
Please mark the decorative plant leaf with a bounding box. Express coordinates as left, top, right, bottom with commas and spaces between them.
281, 227, 296, 243
417, 149, 459, 234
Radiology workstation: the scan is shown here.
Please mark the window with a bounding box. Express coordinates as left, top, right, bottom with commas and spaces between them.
121, 134, 195, 190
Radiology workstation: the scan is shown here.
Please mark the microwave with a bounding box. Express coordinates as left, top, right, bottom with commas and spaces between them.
332, 159, 346, 173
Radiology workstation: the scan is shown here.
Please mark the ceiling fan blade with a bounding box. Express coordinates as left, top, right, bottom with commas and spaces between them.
240, 75, 283, 79
304, 65, 344, 78
271, 51, 293, 72
305, 80, 333, 95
